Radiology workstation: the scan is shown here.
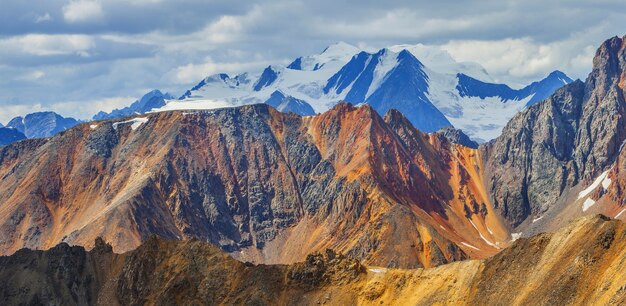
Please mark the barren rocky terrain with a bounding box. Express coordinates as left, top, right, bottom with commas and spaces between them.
1, 215, 624, 305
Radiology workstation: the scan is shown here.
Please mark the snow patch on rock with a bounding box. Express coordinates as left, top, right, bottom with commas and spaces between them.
469, 219, 499, 248
461, 242, 480, 250
582, 198, 596, 212
113, 117, 149, 131
578, 169, 610, 199
368, 268, 387, 273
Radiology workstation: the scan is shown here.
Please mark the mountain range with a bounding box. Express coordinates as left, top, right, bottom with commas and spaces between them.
0, 35, 624, 266
4, 111, 79, 139
0, 101, 509, 268
0, 127, 25, 146
163, 42, 572, 141
0, 43, 570, 148
1, 34, 626, 305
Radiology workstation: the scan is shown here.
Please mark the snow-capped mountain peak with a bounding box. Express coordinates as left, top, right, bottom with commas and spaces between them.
322, 41, 359, 54
153, 42, 572, 141
368, 48, 402, 98
287, 41, 359, 72
389, 43, 493, 82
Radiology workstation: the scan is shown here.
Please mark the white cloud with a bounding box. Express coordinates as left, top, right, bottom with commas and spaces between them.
1, 0, 626, 121
0, 34, 95, 57
34, 13, 52, 23
63, 0, 104, 24
0, 96, 135, 123
317, 9, 483, 40
0, 104, 45, 124
127, 0, 162, 4
170, 57, 273, 84
441, 36, 596, 86
202, 16, 243, 44
19, 70, 46, 81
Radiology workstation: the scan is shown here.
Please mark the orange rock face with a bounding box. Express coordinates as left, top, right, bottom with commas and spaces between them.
0, 103, 507, 268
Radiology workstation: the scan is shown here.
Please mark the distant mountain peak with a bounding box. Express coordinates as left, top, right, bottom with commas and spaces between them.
484, 34, 626, 227
93, 90, 174, 121
264, 90, 315, 115
321, 41, 359, 54
6, 111, 79, 139
547, 70, 568, 78
456, 69, 573, 107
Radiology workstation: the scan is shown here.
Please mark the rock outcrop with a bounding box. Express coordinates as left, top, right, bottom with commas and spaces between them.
435, 126, 479, 149
483, 35, 626, 227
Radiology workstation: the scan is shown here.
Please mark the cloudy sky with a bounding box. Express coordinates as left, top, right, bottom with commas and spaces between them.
1, 0, 625, 123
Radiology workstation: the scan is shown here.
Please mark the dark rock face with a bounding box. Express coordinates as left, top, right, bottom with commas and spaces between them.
483, 35, 626, 226
0, 237, 367, 306
6, 111, 79, 139
0, 128, 26, 146
254, 66, 279, 91
0, 240, 118, 306
86, 124, 119, 158
288, 249, 365, 290
287, 57, 303, 70
435, 126, 479, 148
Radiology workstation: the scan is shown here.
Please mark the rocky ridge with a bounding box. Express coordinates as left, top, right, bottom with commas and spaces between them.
0, 215, 624, 305
0, 102, 507, 268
